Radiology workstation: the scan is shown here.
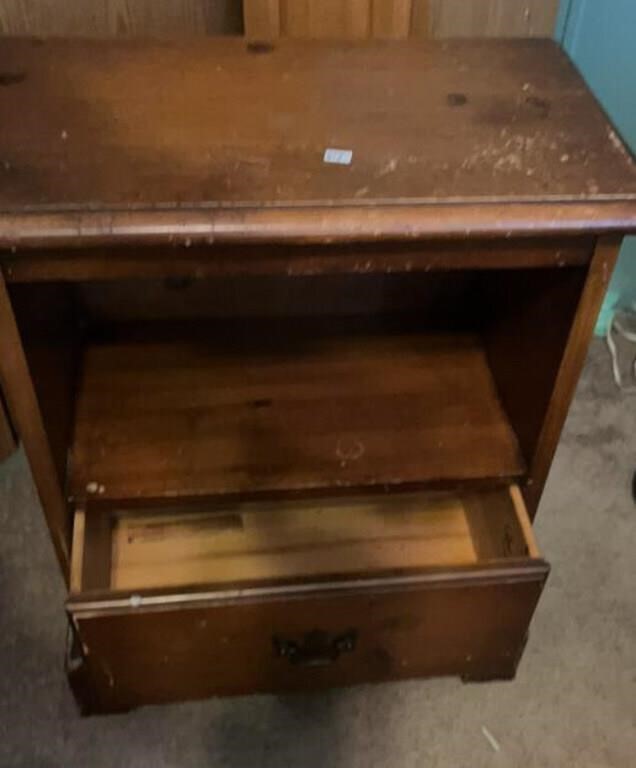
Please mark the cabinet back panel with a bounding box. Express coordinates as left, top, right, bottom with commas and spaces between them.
76, 272, 480, 329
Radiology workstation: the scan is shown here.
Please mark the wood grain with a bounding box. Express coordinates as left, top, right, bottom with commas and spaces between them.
429, 0, 559, 37
246, 0, 402, 39
410, 0, 429, 37
0, 38, 634, 246
78, 486, 534, 591
243, 0, 280, 38
282, 0, 372, 39
0, 0, 243, 37
510, 485, 539, 558
372, 0, 412, 38
348, 0, 373, 37
70, 328, 525, 504
243, 0, 558, 39
281, 0, 316, 38
70, 507, 86, 594
80, 509, 115, 593
0, 0, 557, 40
69, 562, 548, 712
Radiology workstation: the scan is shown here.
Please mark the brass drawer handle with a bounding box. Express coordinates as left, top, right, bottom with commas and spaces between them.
273, 629, 357, 667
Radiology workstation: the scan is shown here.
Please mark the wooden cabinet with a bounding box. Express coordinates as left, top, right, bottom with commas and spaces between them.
0, 37, 634, 714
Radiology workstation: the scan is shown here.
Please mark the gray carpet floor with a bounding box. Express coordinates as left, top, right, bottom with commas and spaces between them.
0, 340, 634, 768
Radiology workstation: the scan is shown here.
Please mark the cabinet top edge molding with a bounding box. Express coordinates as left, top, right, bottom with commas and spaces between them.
0, 36, 635, 248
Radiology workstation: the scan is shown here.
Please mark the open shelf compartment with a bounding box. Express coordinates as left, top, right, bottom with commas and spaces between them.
10, 265, 587, 516
69, 323, 525, 505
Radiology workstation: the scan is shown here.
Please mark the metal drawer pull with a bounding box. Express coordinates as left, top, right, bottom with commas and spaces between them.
273, 630, 357, 667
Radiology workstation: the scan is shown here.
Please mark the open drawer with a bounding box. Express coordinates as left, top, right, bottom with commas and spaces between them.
67, 485, 548, 713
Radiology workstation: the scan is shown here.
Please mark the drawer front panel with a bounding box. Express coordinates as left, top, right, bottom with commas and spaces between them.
71, 569, 547, 713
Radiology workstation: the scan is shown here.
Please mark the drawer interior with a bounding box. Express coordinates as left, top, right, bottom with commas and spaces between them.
70, 485, 540, 596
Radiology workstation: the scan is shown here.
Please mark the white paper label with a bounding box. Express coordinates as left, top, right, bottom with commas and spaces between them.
323, 148, 353, 165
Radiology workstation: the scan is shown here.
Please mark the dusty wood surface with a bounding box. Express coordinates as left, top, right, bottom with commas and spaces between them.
1, 238, 594, 283
70, 328, 525, 504
0, 38, 634, 249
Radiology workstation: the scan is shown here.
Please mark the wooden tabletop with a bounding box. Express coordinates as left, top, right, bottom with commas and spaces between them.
0, 37, 635, 246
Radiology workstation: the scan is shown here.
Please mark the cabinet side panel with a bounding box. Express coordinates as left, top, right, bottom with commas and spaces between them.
0, 274, 74, 578
484, 264, 587, 480
486, 236, 620, 517
7, 283, 80, 493
523, 236, 621, 514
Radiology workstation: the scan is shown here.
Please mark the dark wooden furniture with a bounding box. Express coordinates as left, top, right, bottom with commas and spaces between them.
0, 37, 634, 714
0, 390, 15, 460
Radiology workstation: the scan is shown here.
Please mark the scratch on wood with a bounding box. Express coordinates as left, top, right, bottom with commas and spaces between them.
375, 158, 398, 178
607, 128, 634, 165
336, 438, 365, 466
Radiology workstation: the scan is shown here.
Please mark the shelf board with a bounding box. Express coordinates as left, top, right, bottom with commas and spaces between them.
70, 325, 525, 504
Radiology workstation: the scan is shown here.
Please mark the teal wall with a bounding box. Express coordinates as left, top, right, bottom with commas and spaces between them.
557, 0, 636, 334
